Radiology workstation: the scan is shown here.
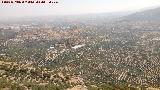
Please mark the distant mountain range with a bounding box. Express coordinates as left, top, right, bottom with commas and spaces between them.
1, 7, 160, 23
124, 7, 160, 21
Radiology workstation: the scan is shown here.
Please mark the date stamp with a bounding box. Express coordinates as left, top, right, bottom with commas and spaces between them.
1, 0, 59, 4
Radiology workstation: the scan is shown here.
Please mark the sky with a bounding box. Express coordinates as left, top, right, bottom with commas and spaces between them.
0, 0, 160, 18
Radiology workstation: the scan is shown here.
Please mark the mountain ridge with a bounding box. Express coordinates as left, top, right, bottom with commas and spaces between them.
124, 7, 160, 21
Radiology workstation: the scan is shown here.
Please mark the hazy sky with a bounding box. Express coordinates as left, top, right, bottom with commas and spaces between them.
0, 0, 160, 18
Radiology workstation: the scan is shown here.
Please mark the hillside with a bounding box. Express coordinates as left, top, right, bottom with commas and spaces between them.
124, 7, 160, 21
